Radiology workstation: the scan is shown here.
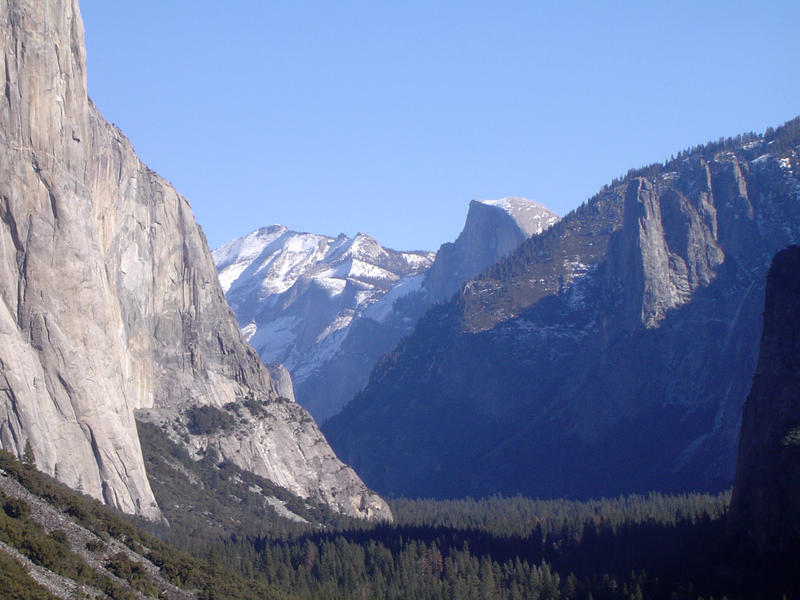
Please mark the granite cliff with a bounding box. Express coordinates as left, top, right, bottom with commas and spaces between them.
325, 120, 800, 500
730, 245, 800, 553
424, 197, 559, 302
0, 0, 389, 521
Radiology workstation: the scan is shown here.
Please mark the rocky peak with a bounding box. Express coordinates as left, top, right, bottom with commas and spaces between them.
213, 226, 434, 422
0, 0, 390, 522
474, 197, 560, 237
423, 197, 559, 302
324, 123, 800, 501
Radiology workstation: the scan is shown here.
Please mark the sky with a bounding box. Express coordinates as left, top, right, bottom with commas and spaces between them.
79, 1, 800, 252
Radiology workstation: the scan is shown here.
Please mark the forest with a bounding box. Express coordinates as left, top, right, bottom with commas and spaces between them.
1, 447, 795, 600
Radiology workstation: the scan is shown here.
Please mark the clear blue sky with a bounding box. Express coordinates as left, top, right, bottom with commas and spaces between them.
79, 1, 800, 252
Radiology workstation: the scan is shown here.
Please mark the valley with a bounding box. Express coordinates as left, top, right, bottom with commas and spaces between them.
0, 0, 798, 597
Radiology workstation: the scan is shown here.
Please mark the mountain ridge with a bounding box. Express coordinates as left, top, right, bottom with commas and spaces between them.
213, 225, 434, 421
214, 197, 559, 421
325, 117, 800, 500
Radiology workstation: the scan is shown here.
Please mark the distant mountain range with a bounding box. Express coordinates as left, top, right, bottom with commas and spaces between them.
324, 119, 800, 501
214, 198, 559, 421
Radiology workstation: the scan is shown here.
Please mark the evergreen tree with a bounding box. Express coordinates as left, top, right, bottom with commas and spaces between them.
22, 440, 36, 468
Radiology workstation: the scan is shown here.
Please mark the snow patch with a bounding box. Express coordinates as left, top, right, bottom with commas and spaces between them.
217, 261, 248, 294
474, 197, 560, 236
349, 259, 398, 281
364, 273, 426, 322
241, 322, 258, 342
214, 224, 437, 415
248, 316, 301, 363
314, 276, 347, 297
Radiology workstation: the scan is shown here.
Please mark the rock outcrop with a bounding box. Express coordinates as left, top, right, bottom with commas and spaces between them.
423, 197, 559, 302
0, 0, 390, 521
215, 198, 557, 422
730, 245, 800, 553
325, 122, 800, 500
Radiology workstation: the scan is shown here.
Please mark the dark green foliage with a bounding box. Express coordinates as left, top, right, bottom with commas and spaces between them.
223, 401, 242, 416
48, 529, 68, 545
185, 491, 795, 600
22, 440, 36, 467
243, 397, 267, 417
184, 405, 236, 435
763, 115, 800, 155
3, 495, 30, 519
85, 538, 107, 553
604, 115, 800, 189
0, 486, 136, 600
0, 550, 60, 600
105, 552, 159, 597
0, 450, 290, 600
1, 446, 796, 598
152, 489, 785, 600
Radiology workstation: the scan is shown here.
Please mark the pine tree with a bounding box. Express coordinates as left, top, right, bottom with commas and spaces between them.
22, 440, 36, 468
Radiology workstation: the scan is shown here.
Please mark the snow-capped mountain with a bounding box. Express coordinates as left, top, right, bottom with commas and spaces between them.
213, 226, 434, 420
424, 197, 561, 301
214, 197, 558, 422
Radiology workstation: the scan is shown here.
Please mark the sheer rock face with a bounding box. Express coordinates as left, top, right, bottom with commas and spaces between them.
326, 134, 800, 500
423, 197, 560, 302
0, 0, 390, 521
731, 245, 800, 552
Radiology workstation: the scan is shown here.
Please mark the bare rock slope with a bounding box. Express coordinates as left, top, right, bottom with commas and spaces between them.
424, 197, 560, 302
0, 0, 389, 521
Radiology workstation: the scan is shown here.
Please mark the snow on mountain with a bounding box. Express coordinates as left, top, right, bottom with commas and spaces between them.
212, 226, 434, 420
214, 197, 558, 422
474, 197, 561, 237
423, 197, 560, 302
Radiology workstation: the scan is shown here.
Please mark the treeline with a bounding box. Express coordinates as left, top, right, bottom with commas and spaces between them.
212, 492, 792, 600
473, 116, 800, 294
607, 114, 800, 189
390, 492, 729, 538
135, 422, 799, 599
2, 448, 797, 599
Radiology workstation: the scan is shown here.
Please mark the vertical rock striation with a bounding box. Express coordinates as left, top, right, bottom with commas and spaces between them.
0, 0, 390, 521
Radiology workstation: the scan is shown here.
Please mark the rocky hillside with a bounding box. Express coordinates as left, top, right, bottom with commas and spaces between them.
0, 0, 389, 521
0, 450, 299, 600
730, 245, 800, 554
214, 198, 557, 422
325, 119, 800, 500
